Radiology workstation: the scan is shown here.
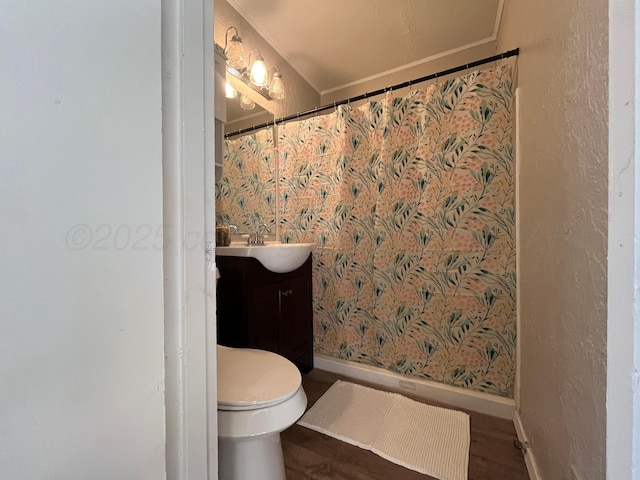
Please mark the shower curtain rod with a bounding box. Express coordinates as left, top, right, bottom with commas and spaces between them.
225, 47, 519, 138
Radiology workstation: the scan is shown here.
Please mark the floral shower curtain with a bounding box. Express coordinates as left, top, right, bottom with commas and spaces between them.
278, 64, 516, 397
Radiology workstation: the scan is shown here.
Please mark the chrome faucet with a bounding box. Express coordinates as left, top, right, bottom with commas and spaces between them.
247, 224, 271, 246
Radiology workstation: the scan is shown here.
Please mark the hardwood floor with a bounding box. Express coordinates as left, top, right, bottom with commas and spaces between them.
281, 369, 529, 480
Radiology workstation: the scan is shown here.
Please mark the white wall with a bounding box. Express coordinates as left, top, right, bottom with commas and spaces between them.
607, 1, 639, 479
0, 1, 166, 478
497, 1, 608, 478
320, 43, 496, 106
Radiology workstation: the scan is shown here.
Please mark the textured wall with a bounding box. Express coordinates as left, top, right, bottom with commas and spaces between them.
497, 0, 608, 477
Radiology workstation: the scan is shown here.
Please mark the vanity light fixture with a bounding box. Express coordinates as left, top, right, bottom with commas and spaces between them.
215, 26, 285, 101
268, 67, 285, 100
248, 49, 268, 87
223, 26, 246, 71
240, 93, 255, 110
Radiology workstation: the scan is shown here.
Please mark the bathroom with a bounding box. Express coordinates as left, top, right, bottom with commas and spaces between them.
213, 1, 608, 479
2, 0, 625, 479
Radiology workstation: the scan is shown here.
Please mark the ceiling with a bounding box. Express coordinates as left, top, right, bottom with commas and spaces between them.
227, 0, 503, 94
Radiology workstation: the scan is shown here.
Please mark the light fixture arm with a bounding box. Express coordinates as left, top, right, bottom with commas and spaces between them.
267, 65, 279, 84
223, 26, 240, 53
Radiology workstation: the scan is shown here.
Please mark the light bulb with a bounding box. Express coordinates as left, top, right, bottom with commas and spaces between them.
240, 94, 255, 110
250, 58, 268, 87
225, 82, 237, 98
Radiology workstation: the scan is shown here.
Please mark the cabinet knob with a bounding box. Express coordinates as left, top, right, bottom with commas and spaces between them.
281, 289, 293, 297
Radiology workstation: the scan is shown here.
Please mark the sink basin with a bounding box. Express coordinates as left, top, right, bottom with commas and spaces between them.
216, 241, 314, 273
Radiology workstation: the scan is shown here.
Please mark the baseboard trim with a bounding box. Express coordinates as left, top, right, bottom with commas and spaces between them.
513, 411, 542, 480
313, 354, 515, 420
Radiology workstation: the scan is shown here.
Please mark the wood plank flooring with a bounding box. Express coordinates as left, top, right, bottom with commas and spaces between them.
281, 369, 529, 480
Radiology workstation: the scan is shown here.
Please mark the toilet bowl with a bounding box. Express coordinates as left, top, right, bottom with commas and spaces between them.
217, 345, 307, 480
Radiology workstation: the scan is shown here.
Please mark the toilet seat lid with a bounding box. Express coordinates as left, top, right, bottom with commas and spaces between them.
217, 346, 302, 410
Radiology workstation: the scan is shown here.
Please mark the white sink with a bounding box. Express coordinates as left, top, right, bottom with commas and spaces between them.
216, 241, 314, 273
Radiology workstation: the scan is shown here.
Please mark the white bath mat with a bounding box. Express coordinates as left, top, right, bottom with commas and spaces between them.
298, 380, 470, 480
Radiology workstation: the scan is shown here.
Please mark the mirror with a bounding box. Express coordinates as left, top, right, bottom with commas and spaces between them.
224, 89, 273, 135
221, 56, 275, 132
215, 124, 276, 236
216, 69, 276, 237
213, 2, 281, 238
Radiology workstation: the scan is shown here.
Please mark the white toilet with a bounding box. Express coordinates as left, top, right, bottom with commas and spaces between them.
217, 344, 307, 480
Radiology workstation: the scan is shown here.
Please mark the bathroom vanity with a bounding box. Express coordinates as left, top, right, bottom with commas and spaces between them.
216, 255, 313, 372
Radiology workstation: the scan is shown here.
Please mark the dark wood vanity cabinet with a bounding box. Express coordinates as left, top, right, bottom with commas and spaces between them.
216, 255, 313, 372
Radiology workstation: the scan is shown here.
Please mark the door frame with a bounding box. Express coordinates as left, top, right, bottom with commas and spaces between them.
162, 0, 216, 478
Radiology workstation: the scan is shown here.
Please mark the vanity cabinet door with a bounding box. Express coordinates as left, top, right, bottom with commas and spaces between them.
278, 277, 312, 366
246, 283, 280, 353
